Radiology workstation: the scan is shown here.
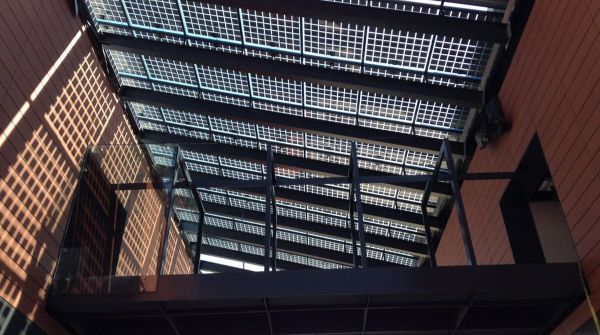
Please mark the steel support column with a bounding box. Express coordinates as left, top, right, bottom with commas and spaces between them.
265, 145, 278, 271
350, 143, 368, 268
264, 146, 273, 271
157, 146, 181, 276
347, 158, 358, 268
180, 159, 207, 274
421, 148, 444, 267
442, 139, 477, 266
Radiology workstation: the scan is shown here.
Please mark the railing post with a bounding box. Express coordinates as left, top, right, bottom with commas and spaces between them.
264, 144, 274, 271
269, 149, 278, 271
351, 143, 368, 268
347, 163, 358, 268
157, 146, 181, 276
180, 158, 206, 274
421, 147, 444, 267
442, 139, 477, 266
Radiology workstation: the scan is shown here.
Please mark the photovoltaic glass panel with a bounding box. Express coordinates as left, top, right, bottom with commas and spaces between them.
357, 143, 404, 164
87, 0, 128, 25
359, 92, 416, 123
304, 109, 356, 125
416, 101, 469, 130
428, 37, 491, 78
209, 117, 256, 138
202, 92, 250, 107
253, 101, 303, 116
119, 76, 152, 89
107, 49, 147, 77
196, 65, 249, 96
256, 126, 304, 147
240, 10, 301, 53
358, 118, 412, 134
143, 56, 197, 87
129, 101, 162, 121
187, 161, 220, 175
180, 1, 242, 43
415, 127, 458, 141
304, 83, 359, 114
303, 18, 364, 62
123, 0, 184, 34
152, 82, 198, 98
249, 75, 303, 105
365, 28, 433, 71
162, 107, 209, 129
138, 120, 166, 132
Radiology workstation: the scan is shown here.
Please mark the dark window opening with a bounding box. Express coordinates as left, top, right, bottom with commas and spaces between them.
500, 135, 577, 264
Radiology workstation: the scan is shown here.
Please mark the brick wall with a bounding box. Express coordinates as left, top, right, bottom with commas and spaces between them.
0, 0, 137, 333
436, 0, 600, 333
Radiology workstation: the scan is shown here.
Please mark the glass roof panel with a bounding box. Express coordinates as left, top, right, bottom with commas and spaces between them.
240, 10, 301, 53
123, 0, 184, 34
180, 1, 242, 43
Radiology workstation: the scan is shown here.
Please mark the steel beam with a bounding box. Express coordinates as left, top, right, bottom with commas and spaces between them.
190, 0, 508, 43
124, 88, 463, 154
199, 202, 428, 257
106, 34, 483, 108
202, 225, 396, 267
48, 264, 583, 335
140, 130, 453, 195
191, 172, 441, 229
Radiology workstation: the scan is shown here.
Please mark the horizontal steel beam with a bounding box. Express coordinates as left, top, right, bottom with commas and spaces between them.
199, 202, 428, 257
191, 172, 441, 229
201, 0, 508, 43
124, 87, 463, 155
197, 244, 313, 271
202, 225, 397, 267
105, 34, 483, 108
141, 131, 453, 196
48, 264, 583, 335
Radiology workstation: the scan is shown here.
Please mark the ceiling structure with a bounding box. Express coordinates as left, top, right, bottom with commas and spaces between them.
80, 0, 511, 271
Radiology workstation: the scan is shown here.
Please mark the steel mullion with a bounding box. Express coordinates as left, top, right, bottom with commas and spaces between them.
180, 158, 207, 274
347, 161, 358, 268
351, 143, 368, 268
157, 146, 182, 276
269, 148, 278, 271
420, 146, 444, 267
442, 139, 477, 266
264, 144, 274, 271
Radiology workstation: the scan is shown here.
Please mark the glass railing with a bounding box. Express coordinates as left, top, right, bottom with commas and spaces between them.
51, 143, 197, 295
